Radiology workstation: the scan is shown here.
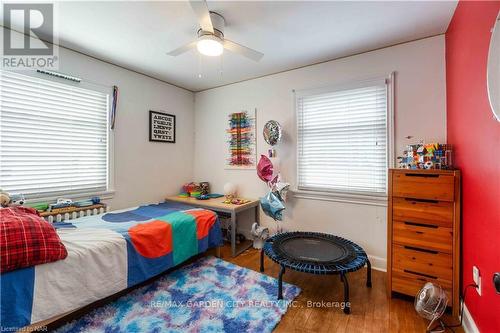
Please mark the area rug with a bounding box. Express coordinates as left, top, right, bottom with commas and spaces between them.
56, 256, 301, 333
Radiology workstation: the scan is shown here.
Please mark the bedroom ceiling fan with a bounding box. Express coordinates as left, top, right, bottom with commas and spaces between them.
167, 0, 264, 62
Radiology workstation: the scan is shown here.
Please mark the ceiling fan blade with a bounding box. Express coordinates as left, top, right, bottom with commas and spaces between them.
189, 0, 214, 33
223, 39, 264, 62
166, 41, 197, 56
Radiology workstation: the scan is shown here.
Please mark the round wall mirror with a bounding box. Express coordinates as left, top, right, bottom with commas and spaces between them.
487, 12, 500, 122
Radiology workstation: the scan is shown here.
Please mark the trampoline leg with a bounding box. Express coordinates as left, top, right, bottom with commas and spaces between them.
366, 259, 372, 288
260, 249, 264, 272
340, 272, 350, 314
278, 265, 285, 300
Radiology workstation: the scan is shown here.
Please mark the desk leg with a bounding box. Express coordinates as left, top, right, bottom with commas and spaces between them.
255, 204, 260, 225
231, 211, 237, 257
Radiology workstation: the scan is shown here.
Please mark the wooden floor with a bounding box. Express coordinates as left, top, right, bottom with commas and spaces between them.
217, 245, 463, 333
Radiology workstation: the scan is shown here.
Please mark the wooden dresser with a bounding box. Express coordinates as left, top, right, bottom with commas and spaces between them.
387, 169, 461, 318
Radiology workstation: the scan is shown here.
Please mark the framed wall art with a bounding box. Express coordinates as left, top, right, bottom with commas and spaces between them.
226, 109, 256, 169
149, 110, 175, 143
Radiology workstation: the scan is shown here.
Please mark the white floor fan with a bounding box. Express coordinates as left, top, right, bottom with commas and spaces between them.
415, 282, 448, 332
167, 0, 264, 62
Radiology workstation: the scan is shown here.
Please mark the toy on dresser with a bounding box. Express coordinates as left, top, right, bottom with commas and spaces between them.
398, 143, 453, 170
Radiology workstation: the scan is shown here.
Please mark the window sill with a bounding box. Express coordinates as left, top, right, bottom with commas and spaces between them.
26, 190, 115, 205
292, 189, 388, 207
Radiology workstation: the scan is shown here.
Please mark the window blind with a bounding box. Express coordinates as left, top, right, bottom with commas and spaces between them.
0, 70, 109, 199
297, 80, 388, 195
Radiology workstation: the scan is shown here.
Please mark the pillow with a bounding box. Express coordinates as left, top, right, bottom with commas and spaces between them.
0, 206, 68, 273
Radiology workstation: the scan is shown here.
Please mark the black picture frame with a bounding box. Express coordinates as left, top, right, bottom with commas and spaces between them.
149, 110, 176, 143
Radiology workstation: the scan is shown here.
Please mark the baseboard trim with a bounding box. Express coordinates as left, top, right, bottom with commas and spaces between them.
462, 303, 480, 333
368, 255, 386, 272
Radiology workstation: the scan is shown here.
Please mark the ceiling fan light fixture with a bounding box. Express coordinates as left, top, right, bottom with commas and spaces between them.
197, 36, 223, 57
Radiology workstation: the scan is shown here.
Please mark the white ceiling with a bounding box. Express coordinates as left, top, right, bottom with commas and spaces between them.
4, 1, 458, 91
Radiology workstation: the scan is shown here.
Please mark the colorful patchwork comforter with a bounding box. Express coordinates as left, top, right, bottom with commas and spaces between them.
0, 202, 223, 330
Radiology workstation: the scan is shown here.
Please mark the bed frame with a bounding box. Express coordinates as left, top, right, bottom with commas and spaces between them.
19, 247, 221, 332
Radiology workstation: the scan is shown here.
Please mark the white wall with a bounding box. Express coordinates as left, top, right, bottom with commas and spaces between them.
56, 47, 195, 210
1, 26, 195, 210
193, 35, 447, 270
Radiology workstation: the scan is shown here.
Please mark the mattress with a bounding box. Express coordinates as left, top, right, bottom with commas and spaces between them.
0, 201, 223, 330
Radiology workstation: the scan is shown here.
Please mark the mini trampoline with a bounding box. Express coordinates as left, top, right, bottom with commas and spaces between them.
260, 231, 371, 314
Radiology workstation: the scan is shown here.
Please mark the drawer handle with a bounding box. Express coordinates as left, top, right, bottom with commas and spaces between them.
404, 173, 439, 178
404, 198, 439, 204
404, 221, 439, 229
404, 269, 438, 279
403, 245, 439, 255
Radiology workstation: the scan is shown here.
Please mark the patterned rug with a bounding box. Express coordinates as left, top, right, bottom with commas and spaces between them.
56, 256, 301, 333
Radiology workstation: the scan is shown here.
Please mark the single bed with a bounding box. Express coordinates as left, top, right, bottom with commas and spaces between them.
0, 201, 223, 330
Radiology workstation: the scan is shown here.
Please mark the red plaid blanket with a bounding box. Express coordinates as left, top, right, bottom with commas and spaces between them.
0, 206, 67, 273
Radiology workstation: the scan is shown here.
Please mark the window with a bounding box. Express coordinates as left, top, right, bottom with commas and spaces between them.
0, 70, 110, 199
296, 78, 392, 198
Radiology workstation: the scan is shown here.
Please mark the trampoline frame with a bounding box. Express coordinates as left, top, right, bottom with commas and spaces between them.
260, 231, 372, 314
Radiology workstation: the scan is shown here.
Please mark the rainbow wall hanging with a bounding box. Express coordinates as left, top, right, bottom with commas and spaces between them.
226, 110, 256, 169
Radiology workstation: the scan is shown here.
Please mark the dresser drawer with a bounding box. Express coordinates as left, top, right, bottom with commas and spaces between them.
393, 220, 453, 253
392, 172, 455, 201
392, 270, 452, 302
392, 197, 453, 226
392, 244, 452, 281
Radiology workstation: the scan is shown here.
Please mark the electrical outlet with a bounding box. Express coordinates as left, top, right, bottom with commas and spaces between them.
473, 266, 482, 296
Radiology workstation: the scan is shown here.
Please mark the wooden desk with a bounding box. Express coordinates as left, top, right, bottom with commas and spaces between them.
164, 196, 260, 257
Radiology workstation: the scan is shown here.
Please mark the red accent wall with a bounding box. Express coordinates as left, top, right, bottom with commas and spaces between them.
446, 1, 500, 331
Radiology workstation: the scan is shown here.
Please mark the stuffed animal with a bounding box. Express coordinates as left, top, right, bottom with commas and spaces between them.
9, 193, 25, 206
0, 189, 11, 207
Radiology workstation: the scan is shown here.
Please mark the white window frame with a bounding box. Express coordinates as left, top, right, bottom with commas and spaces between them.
293, 73, 395, 206
0, 70, 115, 203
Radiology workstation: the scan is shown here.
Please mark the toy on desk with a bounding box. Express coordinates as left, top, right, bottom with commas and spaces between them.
222, 198, 251, 205
223, 182, 237, 201
200, 182, 210, 195
193, 193, 224, 200
183, 182, 200, 196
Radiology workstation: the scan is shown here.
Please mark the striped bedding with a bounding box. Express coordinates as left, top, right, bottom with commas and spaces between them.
0, 201, 223, 330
